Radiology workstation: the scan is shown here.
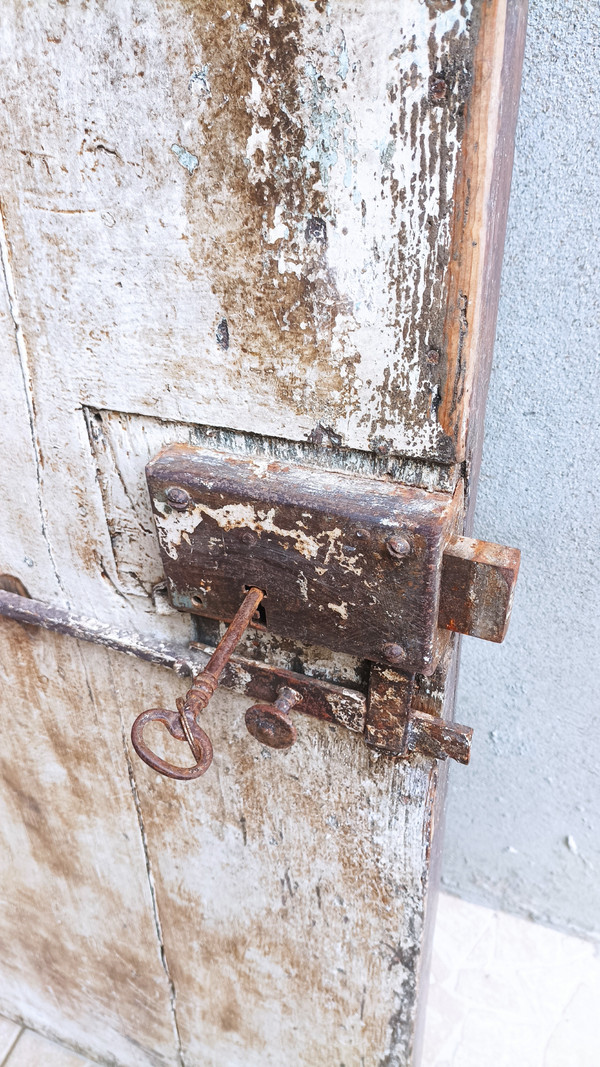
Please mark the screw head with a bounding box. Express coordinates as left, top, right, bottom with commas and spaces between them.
382, 642, 406, 666
166, 486, 191, 511
386, 534, 411, 559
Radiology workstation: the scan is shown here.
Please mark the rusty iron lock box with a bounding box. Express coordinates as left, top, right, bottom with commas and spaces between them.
145, 443, 519, 677
145, 443, 463, 675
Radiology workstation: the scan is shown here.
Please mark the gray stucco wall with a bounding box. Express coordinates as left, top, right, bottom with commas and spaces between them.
441, 0, 600, 940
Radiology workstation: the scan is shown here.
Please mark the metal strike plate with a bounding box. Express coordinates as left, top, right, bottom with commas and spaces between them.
146, 444, 463, 674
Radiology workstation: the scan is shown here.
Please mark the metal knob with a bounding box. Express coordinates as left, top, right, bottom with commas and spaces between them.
245, 686, 301, 749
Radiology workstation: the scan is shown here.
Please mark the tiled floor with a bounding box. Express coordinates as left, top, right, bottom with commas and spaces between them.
1, 893, 599, 1065
423, 893, 600, 1066
0, 1019, 92, 1066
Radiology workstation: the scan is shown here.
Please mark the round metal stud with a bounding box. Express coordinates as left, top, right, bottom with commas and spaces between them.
245, 703, 298, 749
386, 534, 412, 559
166, 486, 191, 511
382, 642, 406, 666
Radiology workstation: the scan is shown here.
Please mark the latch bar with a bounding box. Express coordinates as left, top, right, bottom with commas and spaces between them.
0, 589, 366, 732
0, 589, 473, 765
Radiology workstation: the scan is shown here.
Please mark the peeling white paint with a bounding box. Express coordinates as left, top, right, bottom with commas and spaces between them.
266, 205, 289, 244
154, 496, 368, 579
327, 601, 348, 620
156, 499, 321, 561
245, 123, 271, 184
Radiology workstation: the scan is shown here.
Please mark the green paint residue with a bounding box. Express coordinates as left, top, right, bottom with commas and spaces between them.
171, 144, 199, 175
301, 62, 345, 186
380, 139, 397, 172
337, 37, 349, 81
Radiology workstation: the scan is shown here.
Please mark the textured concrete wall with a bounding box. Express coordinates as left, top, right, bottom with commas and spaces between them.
441, 1, 600, 940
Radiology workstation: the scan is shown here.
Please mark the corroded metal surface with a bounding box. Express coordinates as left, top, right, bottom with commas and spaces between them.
146, 442, 462, 674
0, 589, 367, 732
0, 589, 471, 764
438, 536, 521, 642
407, 710, 472, 766
367, 664, 472, 765
244, 686, 300, 750
131, 706, 214, 782
209, 645, 366, 733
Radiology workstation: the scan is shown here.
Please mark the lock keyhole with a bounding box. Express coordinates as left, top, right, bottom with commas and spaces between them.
244, 585, 267, 629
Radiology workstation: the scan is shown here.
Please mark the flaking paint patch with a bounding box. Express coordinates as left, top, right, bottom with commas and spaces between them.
154, 498, 348, 565
161, 1, 475, 459
327, 601, 348, 620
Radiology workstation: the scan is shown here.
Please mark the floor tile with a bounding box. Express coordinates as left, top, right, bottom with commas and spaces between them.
423, 893, 600, 1067
0, 1018, 21, 1065
5, 1030, 93, 1067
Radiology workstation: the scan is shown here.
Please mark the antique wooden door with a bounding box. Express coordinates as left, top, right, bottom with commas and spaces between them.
0, 2, 525, 1064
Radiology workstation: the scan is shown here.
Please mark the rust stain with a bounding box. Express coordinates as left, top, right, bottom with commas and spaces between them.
171, 1, 357, 424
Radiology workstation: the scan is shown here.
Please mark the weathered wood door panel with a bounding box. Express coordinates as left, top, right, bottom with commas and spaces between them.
123, 677, 439, 1066
0, 301, 181, 1062
0, 2, 526, 1064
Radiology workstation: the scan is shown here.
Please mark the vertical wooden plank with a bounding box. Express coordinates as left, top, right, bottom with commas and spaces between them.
0, 215, 181, 1065
439, 0, 529, 504
414, 4, 528, 1061
0, 627, 181, 1066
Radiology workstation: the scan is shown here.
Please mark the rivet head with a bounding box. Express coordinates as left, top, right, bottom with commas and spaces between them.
356, 528, 371, 541
386, 534, 411, 559
241, 531, 256, 547
166, 486, 191, 510
382, 642, 406, 666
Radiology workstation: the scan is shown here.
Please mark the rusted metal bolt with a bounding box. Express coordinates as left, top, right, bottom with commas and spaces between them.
166, 486, 191, 510
241, 531, 256, 547
430, 78, 447, 102
386, 534, 411, 559
382, 643, 406, 666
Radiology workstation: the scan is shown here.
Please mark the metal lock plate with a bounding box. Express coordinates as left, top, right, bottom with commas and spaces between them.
146, 444, 462, 674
